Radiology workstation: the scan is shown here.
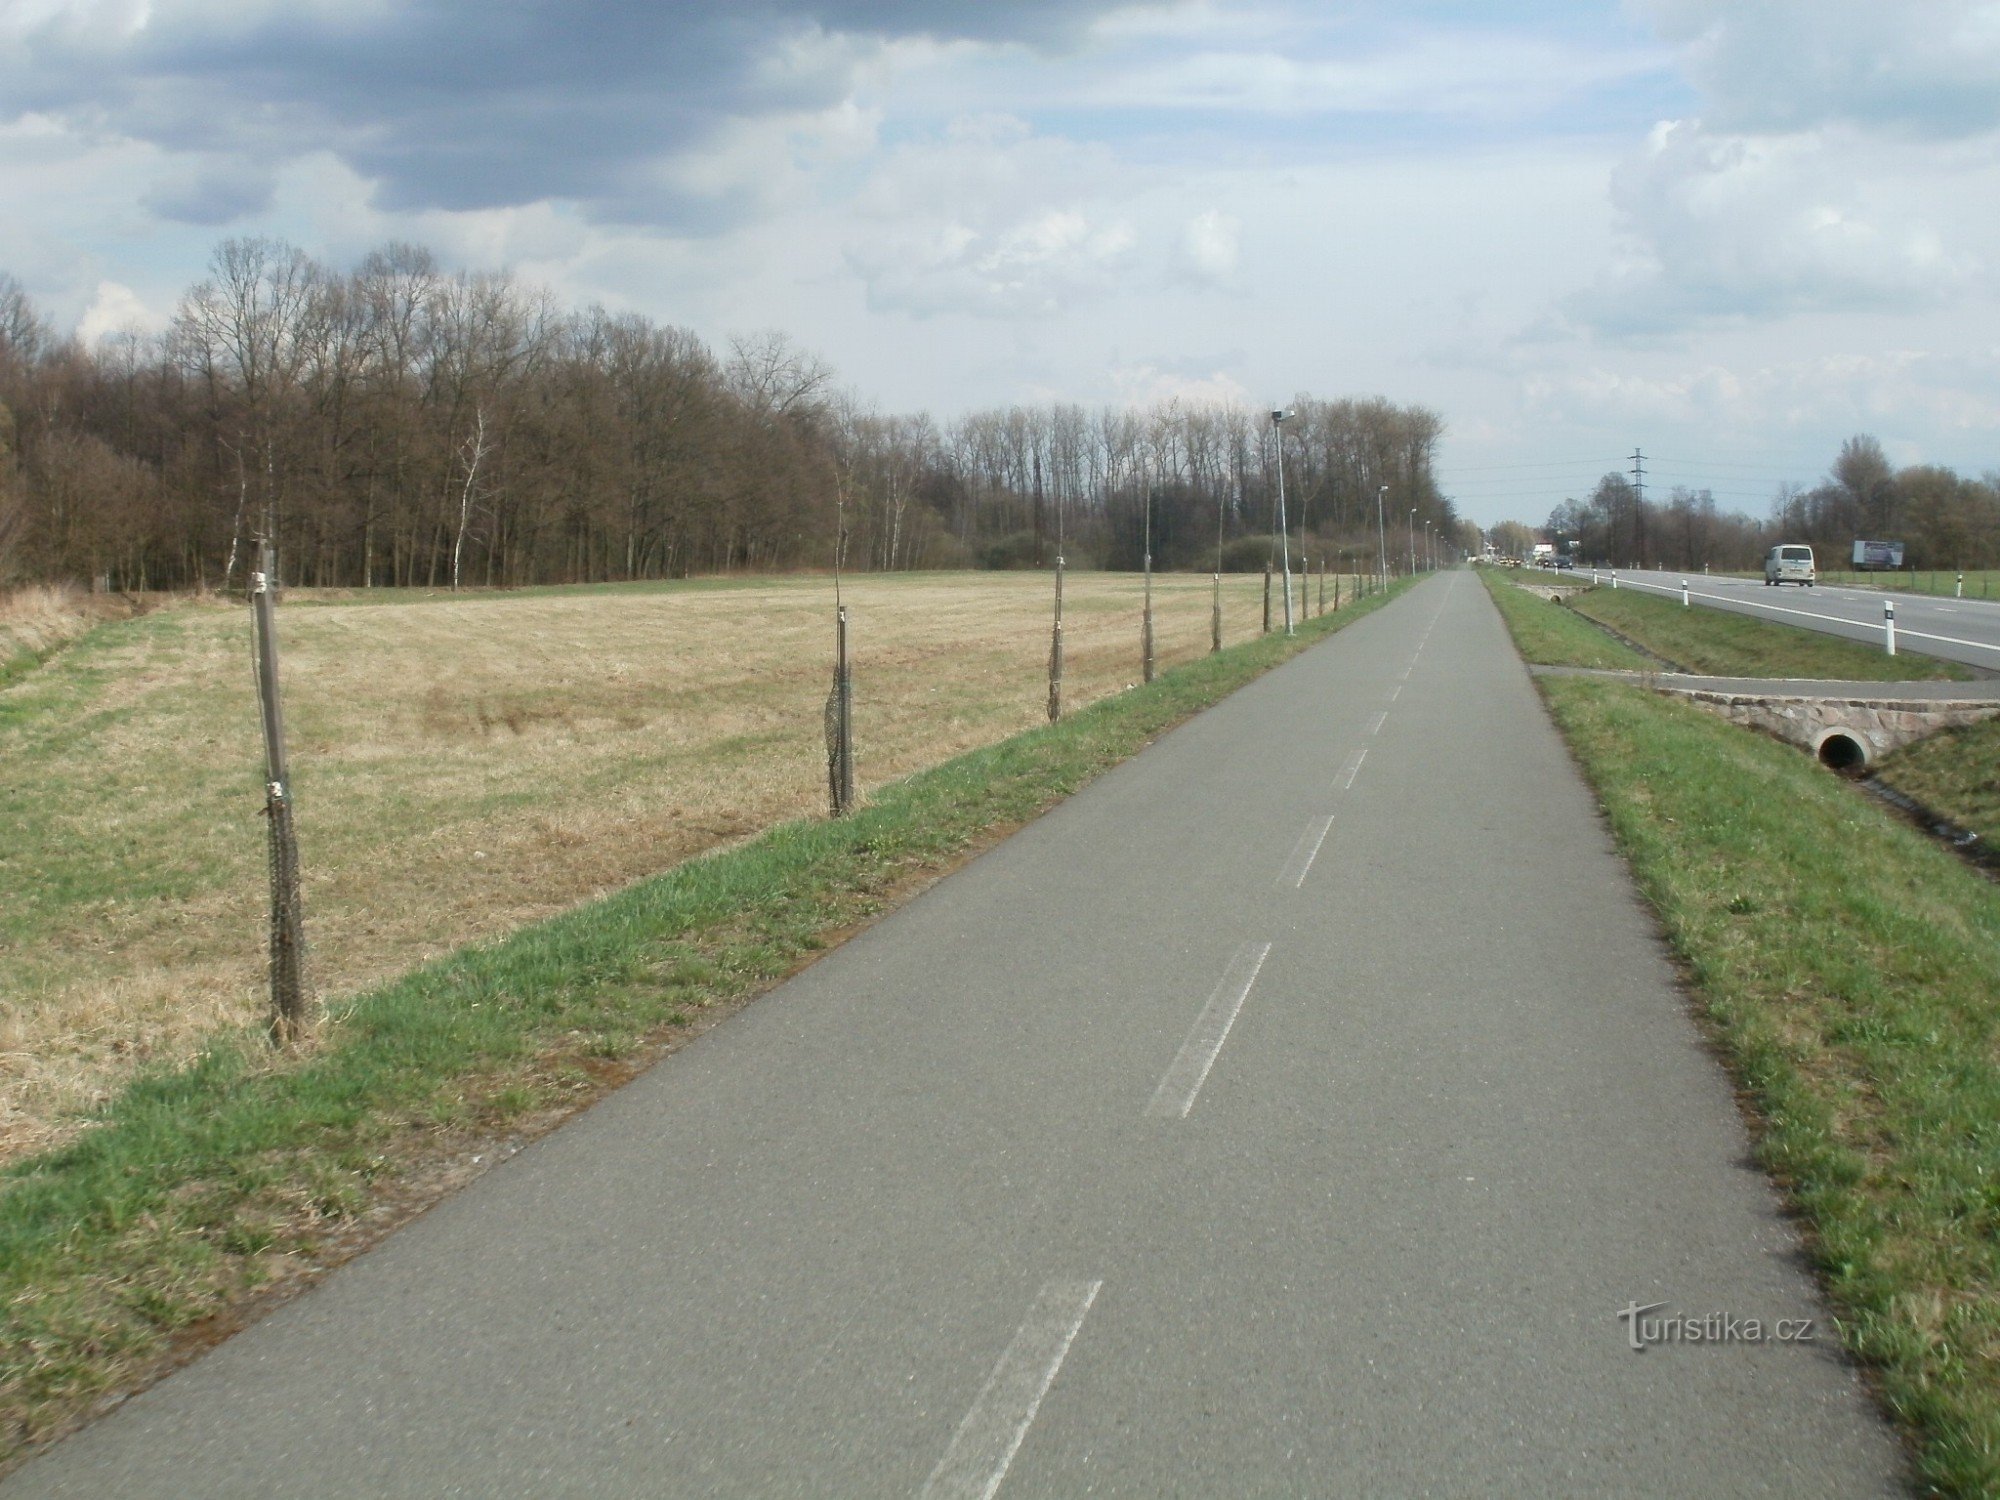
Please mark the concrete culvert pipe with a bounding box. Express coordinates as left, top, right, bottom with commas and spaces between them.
1815, 730, 1869, 775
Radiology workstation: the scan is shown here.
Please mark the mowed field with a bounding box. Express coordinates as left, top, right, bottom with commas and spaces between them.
1, 569, 1305, 1163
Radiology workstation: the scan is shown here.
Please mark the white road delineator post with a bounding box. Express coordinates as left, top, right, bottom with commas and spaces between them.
1885, 599, 1897, 657
1957, 573, 1964, 598
1611, 571, 1619, 590
1681, 579, 1690, 608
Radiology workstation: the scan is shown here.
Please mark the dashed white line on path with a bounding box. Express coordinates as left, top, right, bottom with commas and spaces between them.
1278, 814, 1336, 888
920, 1280, 1104, 1500
1367, 711, 1388, 737
1147, 941, 1274, 1119
1339, 747, 1369, 790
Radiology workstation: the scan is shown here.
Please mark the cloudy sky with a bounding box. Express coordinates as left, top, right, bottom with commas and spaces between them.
3, 0, 1996, 526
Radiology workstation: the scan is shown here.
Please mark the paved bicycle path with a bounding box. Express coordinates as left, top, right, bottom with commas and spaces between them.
6, 573, 1903, 1497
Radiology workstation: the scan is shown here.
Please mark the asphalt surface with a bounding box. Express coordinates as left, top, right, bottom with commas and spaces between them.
1560, 566, 2000, 673
5, 573, 1906, 1498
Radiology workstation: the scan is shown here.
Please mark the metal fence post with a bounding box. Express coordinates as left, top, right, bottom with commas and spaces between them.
1262, 562, 1272, 634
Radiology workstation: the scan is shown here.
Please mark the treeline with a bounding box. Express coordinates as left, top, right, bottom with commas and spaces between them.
1528, 436, 2000, 571
0, 239, 1456, 593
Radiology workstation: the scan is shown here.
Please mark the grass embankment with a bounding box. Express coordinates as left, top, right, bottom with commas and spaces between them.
0, 577, 1413, 1469
0, 586, 151, 690
2, 569, 1299, 1165
1486, 568, 2000, 1494
1477, 564, 1972, 680
1877, 718, 2000, 850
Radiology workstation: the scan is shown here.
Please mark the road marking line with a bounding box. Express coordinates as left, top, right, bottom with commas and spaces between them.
1147, 942, 1272, 1118
1340, 747, 1369, 789
922, 1280, 1102, 1500
1389, 684, 1403, 703
1367, 711, 1388, 737
1278, 814, 1335, 888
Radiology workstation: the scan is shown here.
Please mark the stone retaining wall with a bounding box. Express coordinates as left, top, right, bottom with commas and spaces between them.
1664, 690, 2000, 765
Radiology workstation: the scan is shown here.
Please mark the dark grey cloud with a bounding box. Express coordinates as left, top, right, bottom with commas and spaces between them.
140, 160, 279, 225
4, 0, 1129, 224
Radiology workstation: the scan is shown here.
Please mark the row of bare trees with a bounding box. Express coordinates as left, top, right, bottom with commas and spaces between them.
0, 239, 1456, 592
1532, 435, 2000, 573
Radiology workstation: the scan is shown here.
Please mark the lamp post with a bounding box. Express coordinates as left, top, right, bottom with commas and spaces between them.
1408, 508, 1417, 580
1272, 408, 1295, 635
1376, 484, 1389, 590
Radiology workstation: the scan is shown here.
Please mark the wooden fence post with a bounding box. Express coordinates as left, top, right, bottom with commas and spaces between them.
252, 544, 309, 1044
825, 605, 856, 816
1048, 554, 1065, 723
1142, 550, 1155, 683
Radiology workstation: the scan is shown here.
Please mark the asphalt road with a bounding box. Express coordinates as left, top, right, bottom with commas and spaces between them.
4, 573, 1905, 1497
1560, 565, 2000, 673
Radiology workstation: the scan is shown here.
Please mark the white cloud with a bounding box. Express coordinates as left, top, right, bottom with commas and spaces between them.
1106, 359, 1253, 411
842, 117, 1141, 317
76, 279, 167, 342
1565, 117, 1990, 331
1176, 210, 1239, 285
1525, 349, 2000, 438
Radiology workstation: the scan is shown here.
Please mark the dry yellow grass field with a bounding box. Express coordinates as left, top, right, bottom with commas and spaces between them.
1, 569, 1341, 1162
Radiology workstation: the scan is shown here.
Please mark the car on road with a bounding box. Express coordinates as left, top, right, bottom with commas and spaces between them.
1764, 544, 1816, 586
1554, 555, 1574, 570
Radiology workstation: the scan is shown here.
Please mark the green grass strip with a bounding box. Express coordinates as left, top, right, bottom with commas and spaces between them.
1476, 568, 1653, 670
0, 578, 1416, 1466
1478, 565, 1972, 680
1527, 672, 2000, 1494
1568, 582, 1972, 680
1877, 718, 2000, 850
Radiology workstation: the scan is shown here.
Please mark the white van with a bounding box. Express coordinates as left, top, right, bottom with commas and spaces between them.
1764, 544, 1816, 586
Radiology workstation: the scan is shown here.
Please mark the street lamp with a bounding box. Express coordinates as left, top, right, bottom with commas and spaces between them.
1376, 484, 1389, 589
1408, 508, 1417, 580
1271, 408, 1295, 635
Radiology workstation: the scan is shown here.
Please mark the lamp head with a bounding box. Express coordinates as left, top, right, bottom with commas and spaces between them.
1270, 407, 1292, 424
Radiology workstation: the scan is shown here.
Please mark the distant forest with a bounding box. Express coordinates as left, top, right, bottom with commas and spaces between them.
1496, 434, 2000, 574
0, 239, 1463, 593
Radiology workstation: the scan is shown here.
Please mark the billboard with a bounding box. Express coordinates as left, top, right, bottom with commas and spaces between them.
1852, 539, 1905, 570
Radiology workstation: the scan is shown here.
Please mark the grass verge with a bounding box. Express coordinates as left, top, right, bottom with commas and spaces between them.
1516, 670, 2000, 1492
1475, 567, 1652, 670
1570, 583, 1973, 680
1876, 717, 2000, 850
1479, 565, 1972, 680
0, 577, 1414, 1470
